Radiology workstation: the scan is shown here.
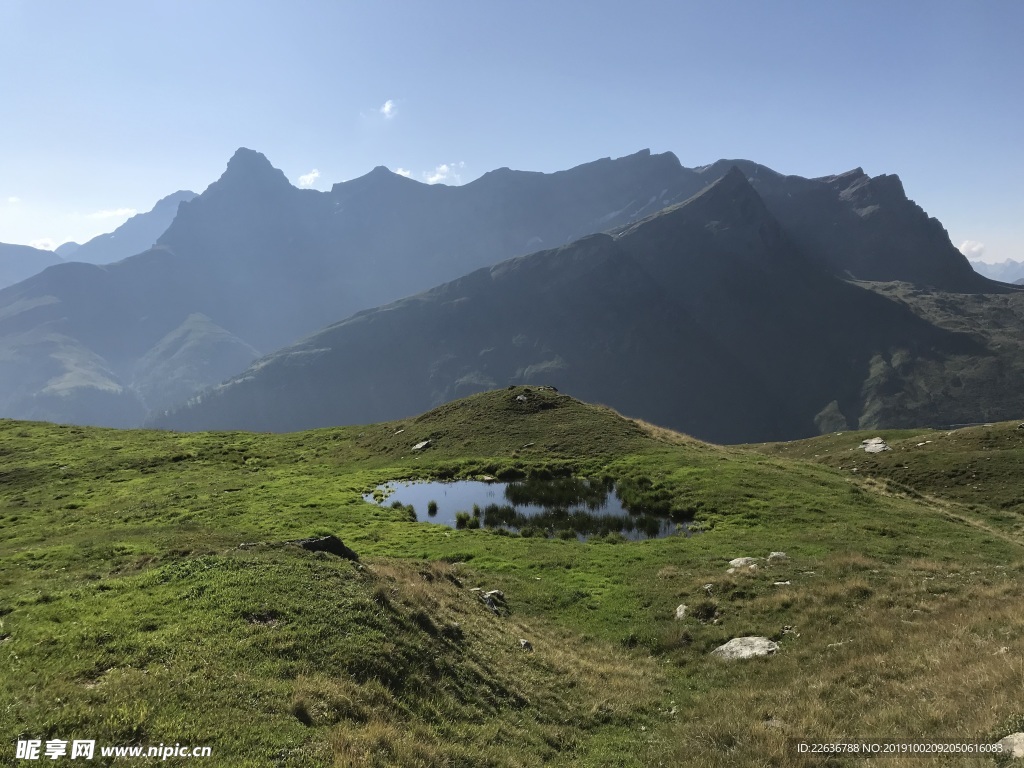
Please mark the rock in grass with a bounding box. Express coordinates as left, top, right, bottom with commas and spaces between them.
519, 638, 533, 651
675, 604, 687, 620
711, 636, 779, 660
767, 551, 788, 563
289, 535, 359, 561
411, 440, 431, 451
729, 561, 761, 573
480, 589, 507, 614
861, 436, 891, 453
998, 733, 1024, 758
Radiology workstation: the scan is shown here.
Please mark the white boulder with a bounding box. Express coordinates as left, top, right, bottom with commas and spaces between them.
711, 636, 779, 660
998, 733, 1024, 758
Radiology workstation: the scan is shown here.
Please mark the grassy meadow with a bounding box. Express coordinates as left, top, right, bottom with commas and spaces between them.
2, 386, 1024, 766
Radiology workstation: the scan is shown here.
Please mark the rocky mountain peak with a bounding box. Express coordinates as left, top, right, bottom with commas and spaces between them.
215, 148, 291, 191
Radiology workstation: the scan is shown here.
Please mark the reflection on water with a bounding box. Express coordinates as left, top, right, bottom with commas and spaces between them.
363, 477, 696, 540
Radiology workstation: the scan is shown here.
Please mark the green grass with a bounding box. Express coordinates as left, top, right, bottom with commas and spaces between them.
2, 387, 1024, 766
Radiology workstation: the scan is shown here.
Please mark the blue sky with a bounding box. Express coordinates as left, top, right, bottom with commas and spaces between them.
1, 0, 1021, 263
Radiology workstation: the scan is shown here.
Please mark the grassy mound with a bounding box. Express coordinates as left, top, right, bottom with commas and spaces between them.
3, 393, 1024, 765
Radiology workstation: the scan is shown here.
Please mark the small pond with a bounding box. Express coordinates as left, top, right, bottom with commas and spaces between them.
364, 476, 696, 540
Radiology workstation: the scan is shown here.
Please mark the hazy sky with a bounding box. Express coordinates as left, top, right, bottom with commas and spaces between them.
1, 0, 1021, 263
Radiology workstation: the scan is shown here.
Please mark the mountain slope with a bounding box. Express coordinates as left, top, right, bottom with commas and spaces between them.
0, 243, 63, 290
699, 159, 990, 290
57, 190, 197, 265
158, 169, 984, 443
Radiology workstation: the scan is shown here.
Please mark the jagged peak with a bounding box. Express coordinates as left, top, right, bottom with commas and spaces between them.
214, 148, 291, 190
819, 167, 866, 183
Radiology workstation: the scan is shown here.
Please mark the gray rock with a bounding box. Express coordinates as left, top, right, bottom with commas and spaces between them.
675, 604, 687, 620
481, 589, 506, 614
767, 551, 788, 562
861, 436, 891, 453
710, 636, 779, 660
411, 440, 431, 451
519, 638, 533, 651
999, 733, 1024, 758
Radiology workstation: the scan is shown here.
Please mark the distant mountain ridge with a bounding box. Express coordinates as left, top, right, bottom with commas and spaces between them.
0, 243, 63, 290
157, 168, 998, 443
0, 148, 1001, 429
58, 190, 197, 265
971, 258, 1024, 284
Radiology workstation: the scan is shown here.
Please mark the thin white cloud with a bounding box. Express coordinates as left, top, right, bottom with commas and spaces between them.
6, 196, 20, 204
959, 240, 985, 259
394, 167, 412, 178
298, 169, 320, 188
423, 161, 465, 185
87, 207, 137, 220
29, 238, 56, 251
380, 99, 396, 119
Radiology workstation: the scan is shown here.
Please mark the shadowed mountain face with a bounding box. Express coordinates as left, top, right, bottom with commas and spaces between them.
157, 170, 989, 443
719, 161, 991, 290
56, 190, 197, 265
0, 244, 63, 290
0, 148, 1001, 428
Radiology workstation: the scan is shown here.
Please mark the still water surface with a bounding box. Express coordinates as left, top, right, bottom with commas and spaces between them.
364, 477, 695, 540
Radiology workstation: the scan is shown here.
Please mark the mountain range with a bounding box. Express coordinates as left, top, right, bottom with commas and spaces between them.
157, 168, 1008, 442
971, 258, 1024, 284
0, 148, 1017, 439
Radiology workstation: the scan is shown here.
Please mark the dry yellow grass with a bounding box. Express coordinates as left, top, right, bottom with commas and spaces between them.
638, 559, 1024, 767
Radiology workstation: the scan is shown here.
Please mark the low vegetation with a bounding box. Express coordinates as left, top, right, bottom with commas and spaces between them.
2, 387, 1023, 765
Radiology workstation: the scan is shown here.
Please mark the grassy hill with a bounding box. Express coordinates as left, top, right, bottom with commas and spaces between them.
3, 387, 1024, 766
